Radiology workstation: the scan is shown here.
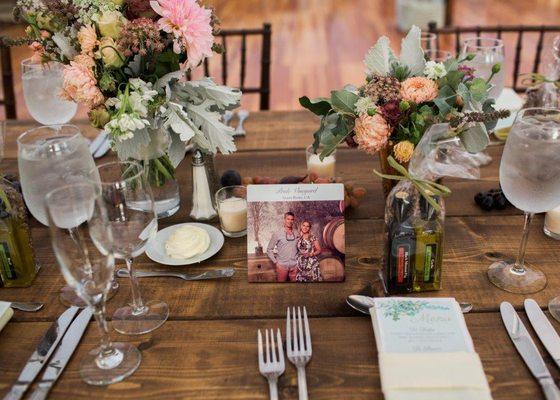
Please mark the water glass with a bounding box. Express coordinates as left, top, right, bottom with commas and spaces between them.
424, 49, 452, 62
92, 161, 168, 335
461, 37, 505, 99
488, 108, 560, 294
420, 32, 438, 51
21, 58, 77, 125
306, 144, 336, 179
45, 183, 141, 385
216, 185, 247, 238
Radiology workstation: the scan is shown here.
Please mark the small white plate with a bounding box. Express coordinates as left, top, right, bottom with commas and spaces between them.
146, 223, 224, 266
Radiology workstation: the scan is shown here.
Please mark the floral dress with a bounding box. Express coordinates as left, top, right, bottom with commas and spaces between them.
296, 234, 322, 282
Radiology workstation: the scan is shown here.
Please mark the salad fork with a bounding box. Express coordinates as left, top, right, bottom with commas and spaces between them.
258, 328, 285, 400
286, 306, 312, 400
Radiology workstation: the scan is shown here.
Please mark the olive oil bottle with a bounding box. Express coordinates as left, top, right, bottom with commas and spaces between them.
0, 180, 37, 287
386, 191, 415, 294
413, 196, 443, 291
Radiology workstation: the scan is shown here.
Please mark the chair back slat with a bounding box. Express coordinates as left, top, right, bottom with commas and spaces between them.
0, 46, 16, 119
428, 23, 560, 92
533, 27, 545, 73
203, 58, 209, 77
259, 23, 272, 110
240, 33, 247, 89
221, 35, 228, 85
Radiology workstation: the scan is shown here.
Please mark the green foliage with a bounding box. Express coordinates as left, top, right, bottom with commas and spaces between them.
330, 90, 359, 115
154, 50, 181, 78
298, 96, 332, 116
391, 62, 411, 81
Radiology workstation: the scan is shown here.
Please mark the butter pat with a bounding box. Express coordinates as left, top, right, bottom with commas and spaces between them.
165, 225, 211, 259
0, 301, 13, 332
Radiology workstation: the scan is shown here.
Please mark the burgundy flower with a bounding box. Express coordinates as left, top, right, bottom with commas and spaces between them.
458, 65, 475, 81
124, 0, 157, 20
379, 100, 403, 126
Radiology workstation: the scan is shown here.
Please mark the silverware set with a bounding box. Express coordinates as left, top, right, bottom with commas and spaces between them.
3, 306, 92, 400
224, 109, 249, 136
501, 300, 560, 400
258, 306, 312, 400
88, 130, 110, 159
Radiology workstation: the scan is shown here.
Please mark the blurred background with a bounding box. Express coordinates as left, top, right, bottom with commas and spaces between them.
1, 0, 560, 118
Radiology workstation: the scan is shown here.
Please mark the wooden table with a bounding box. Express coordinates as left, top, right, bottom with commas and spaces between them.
1, 111, 559, 399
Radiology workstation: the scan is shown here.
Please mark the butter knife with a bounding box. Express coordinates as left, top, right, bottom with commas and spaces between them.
27, 308, 93, 400
500, 301, 560, 400
116, 267, 235, 281
525, 299, 560, 369
3, 306, 80, 400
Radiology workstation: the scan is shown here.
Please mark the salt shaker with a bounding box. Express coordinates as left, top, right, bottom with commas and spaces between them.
190, 150, 217, 220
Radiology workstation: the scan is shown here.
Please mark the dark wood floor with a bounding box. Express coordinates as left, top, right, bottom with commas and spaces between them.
2, 0, 560, 118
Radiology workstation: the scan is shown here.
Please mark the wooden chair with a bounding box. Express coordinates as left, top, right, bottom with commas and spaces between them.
428, 22, 560, 92
189, 23, 272, 110
0, 45, 16, 119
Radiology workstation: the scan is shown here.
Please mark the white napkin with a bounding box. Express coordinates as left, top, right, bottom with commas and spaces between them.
0, 301, 13, 332
494, 88, 523, 132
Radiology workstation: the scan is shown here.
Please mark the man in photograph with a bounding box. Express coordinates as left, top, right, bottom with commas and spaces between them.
266, 211, 298, 282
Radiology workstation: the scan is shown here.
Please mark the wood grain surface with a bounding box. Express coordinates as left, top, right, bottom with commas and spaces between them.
0, 115, 556, 400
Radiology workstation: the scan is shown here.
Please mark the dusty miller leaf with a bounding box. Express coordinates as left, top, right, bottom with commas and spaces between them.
364, 36, 393, 77
399, 25, 426, 76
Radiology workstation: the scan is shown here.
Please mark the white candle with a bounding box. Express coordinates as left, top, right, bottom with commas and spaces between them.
545, 205, 560, 239
218, 197, 247, 234
307, 153, 336, 179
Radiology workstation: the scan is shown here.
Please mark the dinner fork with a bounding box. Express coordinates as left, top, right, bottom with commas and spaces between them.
258, 329, 285, 400
286, 306, 311, 400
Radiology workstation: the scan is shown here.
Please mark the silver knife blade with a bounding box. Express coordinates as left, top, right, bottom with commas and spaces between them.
3, 306, 80, 400
500, 301, 552, 379
525, 299, 560, 368
27, 307, 93, 400
93, 136, 111, 159
88, 131, 107, 155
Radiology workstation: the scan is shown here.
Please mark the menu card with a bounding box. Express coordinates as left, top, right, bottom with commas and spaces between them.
370, 298, 492, 400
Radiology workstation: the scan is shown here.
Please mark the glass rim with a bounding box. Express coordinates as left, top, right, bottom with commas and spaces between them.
515, 107, 560, 122
17, 124, 82, 147
306, 144, 336, 154
44, 181, 99, 206
215, 185, 246, 202
462, 37, 504, 50
91, 160, 145, 186
21, 57, 62, 69
420, 32, 437, 40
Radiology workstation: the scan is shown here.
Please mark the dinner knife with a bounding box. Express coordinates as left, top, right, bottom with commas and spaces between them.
525, 299, 560, 369
3, 306, 80, 400
88, 130, 107, 155
500, 301, 560, 400
27, 307, 93, 400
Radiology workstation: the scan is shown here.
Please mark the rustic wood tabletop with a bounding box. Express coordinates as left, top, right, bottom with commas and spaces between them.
0, 111, 557, 399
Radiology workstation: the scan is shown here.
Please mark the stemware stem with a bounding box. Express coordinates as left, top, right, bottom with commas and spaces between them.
512, 212, 533, 274
92, 300, 113, 357
126, 257, 146, 315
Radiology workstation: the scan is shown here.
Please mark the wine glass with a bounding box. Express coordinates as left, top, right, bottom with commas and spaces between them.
91, 161, 168, 335
45, 182, 141, 385
420, 32, 437, 51
488, 108, 560, 294
424, 49, 452, 62
17, 125, 115, 307
21, 58, 77, 125
461, 37, 506, 99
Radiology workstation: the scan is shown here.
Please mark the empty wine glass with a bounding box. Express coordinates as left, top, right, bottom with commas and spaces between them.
420, 32, 437, 51
424, 49, 452, 62
488, 108, 560, 294
461, 37, 506, 99
17, 125, 116, 307
21, 58, 77, 125
91, 161, 167, 335
45, 182, 141, 385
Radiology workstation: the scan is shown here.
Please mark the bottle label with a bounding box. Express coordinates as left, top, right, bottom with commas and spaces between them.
397, 244, 411, 284
423, 243, 437, 282
0, 242, 16, 280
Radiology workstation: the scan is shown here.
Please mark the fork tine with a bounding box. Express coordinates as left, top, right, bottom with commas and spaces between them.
297, 306, 305, 352
286, 307, 291, 353
277, 328, 285, 366
258, 329, 264, 367
270, 329, 278, 363
265, 328, 270, 364
303, 306, 312, 354
292, 306, 299, 352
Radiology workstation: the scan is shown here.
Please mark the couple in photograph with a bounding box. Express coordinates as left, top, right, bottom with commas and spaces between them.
266, 212, 323, 282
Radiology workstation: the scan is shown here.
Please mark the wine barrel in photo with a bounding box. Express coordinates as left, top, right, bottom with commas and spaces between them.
322, 217, 345, 254
318, 252, 345, 281
248, 255, 276, 282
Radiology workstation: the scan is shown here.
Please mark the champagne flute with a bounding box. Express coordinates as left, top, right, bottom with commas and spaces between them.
488, 108, 560, 294
461, 37, 506, 99
17, 125, 118, 306
45, 183, 141, 385
91, 161, 168, 335
21, 58, 77, 125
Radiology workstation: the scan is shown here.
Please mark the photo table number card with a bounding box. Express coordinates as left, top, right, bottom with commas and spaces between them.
247, 184, 345, 283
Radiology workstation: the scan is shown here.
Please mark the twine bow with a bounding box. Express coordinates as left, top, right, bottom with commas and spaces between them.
373, 156, 451, 213
521, 73, 560, 89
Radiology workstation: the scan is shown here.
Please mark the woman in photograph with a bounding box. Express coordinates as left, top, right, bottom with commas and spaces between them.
296, 220, 323, 282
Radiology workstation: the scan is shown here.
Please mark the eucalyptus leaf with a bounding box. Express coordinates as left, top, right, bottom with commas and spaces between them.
299, 96, 332, 116
459, 122, 489, 153
331, 90, 359, 114
318, 114, 350, 159
469, 78, 489, 102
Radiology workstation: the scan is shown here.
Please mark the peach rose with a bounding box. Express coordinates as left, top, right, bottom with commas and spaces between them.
61, 61, 104, 109
354, 113, 392, 155
77, 25, 98, 56
400, 77, 439, 103
73, 54, 96, 69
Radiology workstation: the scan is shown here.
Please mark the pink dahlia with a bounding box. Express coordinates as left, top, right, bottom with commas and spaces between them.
150, 0, 214, 69
400, 77, 439, 104
354, 113, 392, 155
61, 61, 104, 109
